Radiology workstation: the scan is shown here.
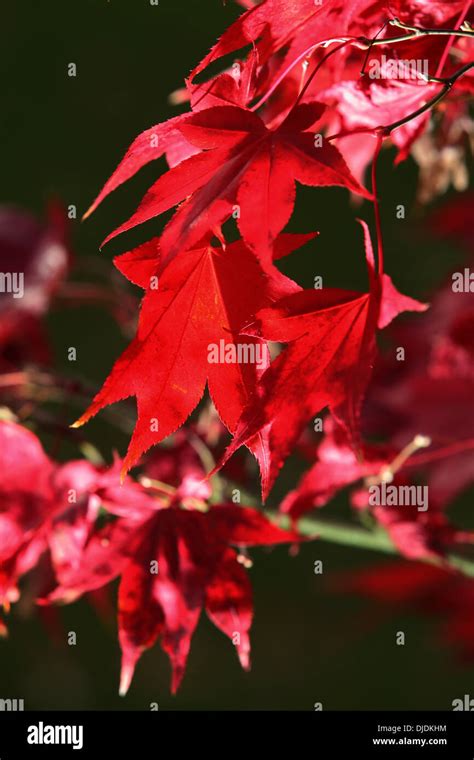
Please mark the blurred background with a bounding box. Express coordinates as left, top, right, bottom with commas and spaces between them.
0, 0, 472, 710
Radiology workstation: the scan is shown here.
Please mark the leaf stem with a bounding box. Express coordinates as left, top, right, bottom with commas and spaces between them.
403, 438, 474, 468
269, 512, 474, 578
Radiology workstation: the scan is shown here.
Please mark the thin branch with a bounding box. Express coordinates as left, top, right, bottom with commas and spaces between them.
384, 61, 474, 133
388, 16, 474, 40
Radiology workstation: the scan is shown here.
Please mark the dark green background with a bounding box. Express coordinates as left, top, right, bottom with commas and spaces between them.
0, 0, 471, 710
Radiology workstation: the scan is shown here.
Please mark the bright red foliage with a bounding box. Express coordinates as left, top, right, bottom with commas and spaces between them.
1, 0, 473, 696
78, 0, 472, 501
0, 420, 298, 693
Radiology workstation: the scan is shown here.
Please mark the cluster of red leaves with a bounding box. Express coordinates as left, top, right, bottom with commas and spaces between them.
75, 0, 474, 492
73, 0, 473, 682
1, 0, 473, 695
0, 420, 297, 693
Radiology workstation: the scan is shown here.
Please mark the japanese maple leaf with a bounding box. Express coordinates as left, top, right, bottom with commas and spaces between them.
46, 458, 163, 590
47, 500, 299, 695
100, 102, 371, 268
282, 268, 474, 553
73, 233, 316, 486
349, 461, 465, 561
218, 222, 427, 497
378, 376, 474, 510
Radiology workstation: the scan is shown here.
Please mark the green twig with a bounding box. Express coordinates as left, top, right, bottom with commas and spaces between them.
267, 511, 474, 579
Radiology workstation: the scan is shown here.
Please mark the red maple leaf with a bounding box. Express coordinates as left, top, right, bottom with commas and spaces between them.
73, 233, 317, 488
47, 498, 299, 695
99, 102, 371, 268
